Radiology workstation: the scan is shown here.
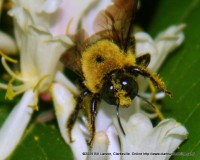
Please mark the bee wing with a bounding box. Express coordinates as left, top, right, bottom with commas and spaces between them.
94, 0, 138, 51
60, 30, 88, 77
60, 46, 83, 76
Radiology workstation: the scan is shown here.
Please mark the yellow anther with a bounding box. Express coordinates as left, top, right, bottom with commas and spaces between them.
5, 78, 15, 100
28, 104, 39, 111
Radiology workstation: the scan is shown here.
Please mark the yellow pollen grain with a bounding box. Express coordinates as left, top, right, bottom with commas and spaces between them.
34, 136, 40, 141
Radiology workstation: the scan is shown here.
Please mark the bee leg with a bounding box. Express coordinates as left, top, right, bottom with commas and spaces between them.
67, 90, 90, 143
148, 81, 165, 120
88, 94, 99, 147
126, 66, 172, 97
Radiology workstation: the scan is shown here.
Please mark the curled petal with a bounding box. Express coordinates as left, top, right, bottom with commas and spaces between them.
82, 0, 113, 36
135, 32, 157, 57
39, 0, 63, 13
50, 0, 97, 35
51, 83, 88, 160
9, 0, 62, 30
113, 113, 188, 160
135, 24, 185, 92
0, 89, 36, 159
0, 31, 18, 54
151, 24, 186, 71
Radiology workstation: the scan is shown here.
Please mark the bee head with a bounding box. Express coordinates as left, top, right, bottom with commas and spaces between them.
101, 71, 138, 107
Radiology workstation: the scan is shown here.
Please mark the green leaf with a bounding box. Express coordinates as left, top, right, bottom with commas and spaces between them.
9, 123, 73, 160
146, 0, 200, 159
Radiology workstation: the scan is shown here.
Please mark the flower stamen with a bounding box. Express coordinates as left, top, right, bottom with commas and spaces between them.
1, 57, 26, 81
33, 74, 50, 91
0, 51, 17, 63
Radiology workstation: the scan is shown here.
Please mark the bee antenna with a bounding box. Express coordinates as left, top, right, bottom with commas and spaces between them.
116, 100, 126, 136
136, 94, 155, 109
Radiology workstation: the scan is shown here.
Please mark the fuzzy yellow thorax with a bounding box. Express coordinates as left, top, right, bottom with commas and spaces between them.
81, 39, 135, 93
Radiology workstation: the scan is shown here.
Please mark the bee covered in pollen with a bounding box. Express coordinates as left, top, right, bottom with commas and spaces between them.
61, 0, 171, 146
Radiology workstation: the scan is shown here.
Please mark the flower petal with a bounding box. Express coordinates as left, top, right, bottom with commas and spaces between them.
88, 131, 109, 160
106, 125, 120, 160
135, 24, 185, 93
151, 24, 186, 72
0, 31, 18, 54
135, 32, 157, 57
51, 83, 88, 160
0, 89, 36, 159
54, 71, 79, 95
39, 0, 62, 13
82, 0, 113, 36
9, 0, 62, 30
50, 0, 97, 35
113, 113, 188, 160
18, 25, 72, 92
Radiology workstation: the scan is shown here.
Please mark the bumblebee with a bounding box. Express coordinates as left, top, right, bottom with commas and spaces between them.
61, 0, 171, 145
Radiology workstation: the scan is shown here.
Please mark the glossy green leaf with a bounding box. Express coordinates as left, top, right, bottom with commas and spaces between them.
9, 123, 73, 160
146, 0, 200, 159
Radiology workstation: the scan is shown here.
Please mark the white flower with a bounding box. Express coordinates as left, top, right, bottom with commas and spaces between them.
113, 113, 188, 160
0, 0, 73, 159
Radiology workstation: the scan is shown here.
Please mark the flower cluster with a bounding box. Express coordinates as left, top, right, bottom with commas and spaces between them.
0, 0, 188, 160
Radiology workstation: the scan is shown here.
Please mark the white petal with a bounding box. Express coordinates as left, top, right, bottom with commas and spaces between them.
10, 0, 62, 30
0, 31, 18, 54
54, 71, 79, 96
106, 125, 120, 160
96, 100, 137, 132
18, 26, 72, 92
82, 0, 113, 36
151, 24, 186, 72
39, 0, 62, 13
135, 24, 185, 93
113, 113, 188, 160
135, 32, 157, 57
9, 6, 33, 45
0, 89, 36, 160
88, 131, 109, 160
50, 0, 96, 35
51, 83, 88, 160
149, 119, 188, 156
114, 113, 152, 152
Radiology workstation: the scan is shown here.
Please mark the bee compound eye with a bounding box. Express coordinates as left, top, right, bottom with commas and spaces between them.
120, 77, 138, 100
101, 81, 118, 105
101, 75, 139, 105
